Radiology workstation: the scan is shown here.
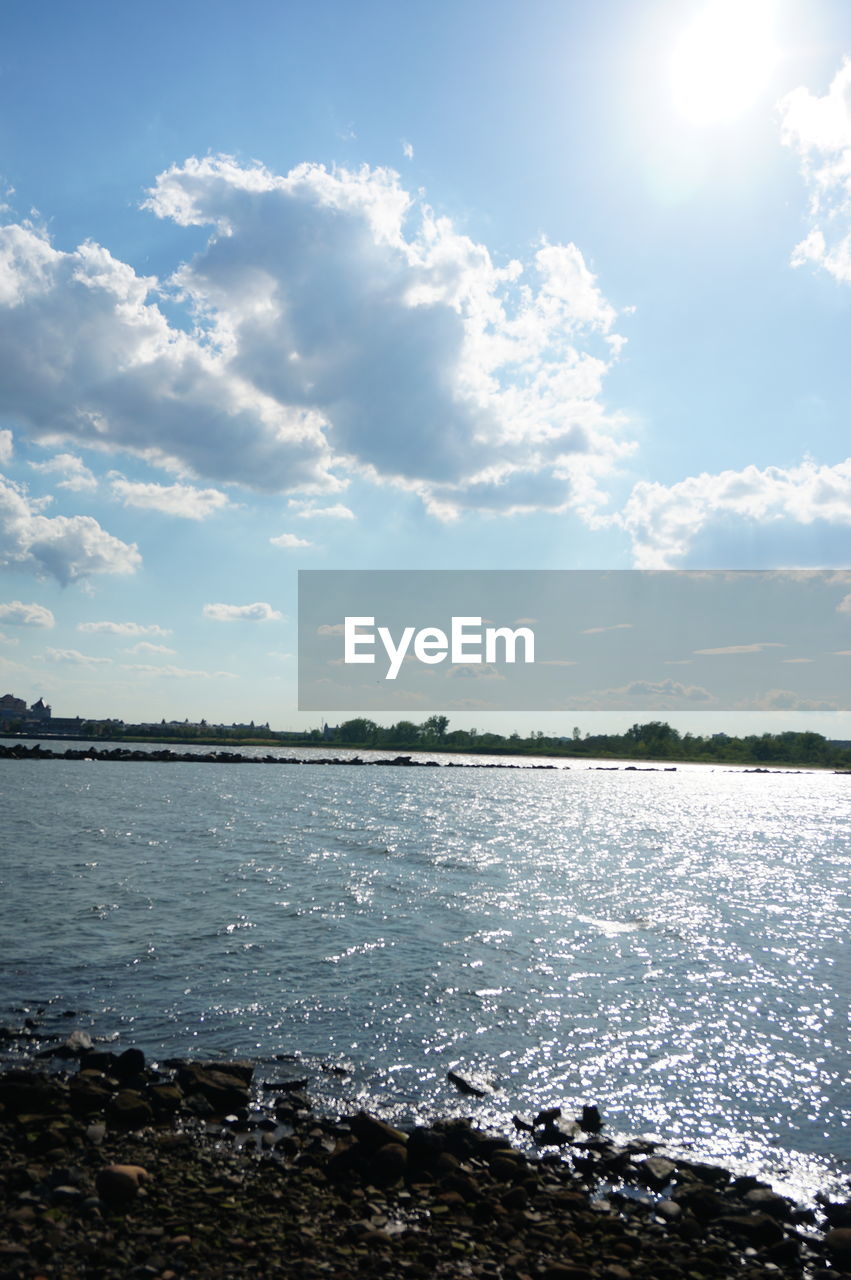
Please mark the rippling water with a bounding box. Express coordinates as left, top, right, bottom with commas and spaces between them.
2, 749, 849, 1202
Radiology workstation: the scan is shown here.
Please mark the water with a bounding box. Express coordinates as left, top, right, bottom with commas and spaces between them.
1, 748, 849, 1203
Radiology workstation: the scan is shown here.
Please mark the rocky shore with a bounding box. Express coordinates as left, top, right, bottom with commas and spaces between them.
1, 1030, 850, 1280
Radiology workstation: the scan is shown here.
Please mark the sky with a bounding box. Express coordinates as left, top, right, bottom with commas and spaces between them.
1, 0, 851, 736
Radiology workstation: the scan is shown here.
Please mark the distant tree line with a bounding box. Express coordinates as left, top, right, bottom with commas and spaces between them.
315, 717, 850, 767
46, 715, 851, 768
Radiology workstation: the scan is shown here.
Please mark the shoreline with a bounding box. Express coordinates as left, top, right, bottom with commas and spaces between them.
1, 1032, 849, 1279
0, 741, 831, 774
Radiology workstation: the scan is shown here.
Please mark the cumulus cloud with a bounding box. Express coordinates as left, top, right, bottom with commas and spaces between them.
581, 622, 632, 635
617, 458, 851, 567
780, 60, 851, 283
317, 622, 345, 635
569, 679, 716, 707
203, 601, 284, 622
0, 155, 631, 518
838, 593, 851, 614
78, 620, 171, 636
109, 475, 230, 519
45, 647, 112, 667
30, 452, 97, 492
0, 474, 140, 583
124, 641, 177, 654
269, 532, 313, 548
0, 430, 12, 464
289, 501, 354, 520
693, 642, 785, 655
119, 663, 237, 678
737, 689, 839, 712
0, 600, 54, 627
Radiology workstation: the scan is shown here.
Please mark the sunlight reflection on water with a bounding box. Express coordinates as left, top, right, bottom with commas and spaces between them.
1, 754, 849, 1201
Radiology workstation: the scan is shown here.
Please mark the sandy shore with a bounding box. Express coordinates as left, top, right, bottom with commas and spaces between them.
1, 1034, 849, 1280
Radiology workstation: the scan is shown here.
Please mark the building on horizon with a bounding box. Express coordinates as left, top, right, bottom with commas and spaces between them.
0, 693, 53, 732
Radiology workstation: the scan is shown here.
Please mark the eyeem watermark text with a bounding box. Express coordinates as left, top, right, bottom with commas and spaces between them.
344, 615, 535, 680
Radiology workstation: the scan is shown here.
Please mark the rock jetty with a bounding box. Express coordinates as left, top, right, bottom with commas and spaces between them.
0, 1034, 848, 1279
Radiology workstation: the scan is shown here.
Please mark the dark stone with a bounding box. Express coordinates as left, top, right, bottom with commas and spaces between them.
107, 1089, 154, 1129
715, 1212, 784, 1247
579, 1103, 602, 1132
115, 1047, 146, 1080
406, 1126, 445, 1168
447, 1069, 490, 1097
825, 1227, 851, 1263
634, 1156, 677, 1191
348, 1110, 408, 1150
742, 1187, 792, 1219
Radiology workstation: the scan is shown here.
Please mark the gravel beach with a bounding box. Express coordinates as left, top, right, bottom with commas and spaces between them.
1, 1030, 850, 1280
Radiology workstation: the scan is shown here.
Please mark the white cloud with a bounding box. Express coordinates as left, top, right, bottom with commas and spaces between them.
837, 593, 851, 614
45, 647, 112, 667
109, 474, 230, 519
0, 599, 54, 627
737, 689, 839, 712
402, 141, 414, 160
269, 532, 313, 548
780, 60, 851, 283
289, 501, 355, 520
124, 641, 177, 655
0, 154, 629, 518
0, 429, 12, 464
30, 452, 97, 492
617, 458, 851, 567
0, 474, 139, 583
580, 622, 632, 635
267, 650, 294, 661
78, 620, 171, 636
693, 642, 785, 655
317, 622, 345, 635
202, 601, 284, 622
119, 663, 237, 678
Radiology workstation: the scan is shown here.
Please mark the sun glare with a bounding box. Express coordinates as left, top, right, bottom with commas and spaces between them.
669, 0, 779, 125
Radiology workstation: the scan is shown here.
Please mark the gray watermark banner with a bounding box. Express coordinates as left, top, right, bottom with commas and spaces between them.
297, 569, 851, 712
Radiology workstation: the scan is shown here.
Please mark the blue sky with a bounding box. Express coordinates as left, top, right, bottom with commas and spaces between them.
1, 0, 851, 735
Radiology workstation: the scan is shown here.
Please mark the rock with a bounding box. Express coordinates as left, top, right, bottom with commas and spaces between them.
715, 1212, 784, 1247
349, 1111, 408, 1150
655, 1199, 681, 1222
672, 1183, 728, 1222
406, 1126, 445, 1169
536, 1116, 580, 1146
69, 1073, 112, 1116
80, 1049, 118, 1073
62, 1029, 93, 1056
742, 1187, 792, 1219
0, 1073, 66, 1115
579, 1104, 602, 1132
825, 1228, 851, 1264
370, 1142, 408, 1184
634, 1156, 677, 1190
148, 1083, 183, 1112
534, 1106, 562, 1126
174, 1063, 250, 1113
114, 1047, 146, 1080
447, 1069, 492, 1097
107, 1089, 154, 1129
95, 1163, 149, 1208
818, 1197, 851, 1228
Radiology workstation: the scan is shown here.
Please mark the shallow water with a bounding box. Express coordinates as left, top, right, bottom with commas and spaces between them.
2, 750, 849, 1202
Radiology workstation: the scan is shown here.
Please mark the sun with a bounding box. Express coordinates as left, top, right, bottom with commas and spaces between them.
669, 0, 780, 126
